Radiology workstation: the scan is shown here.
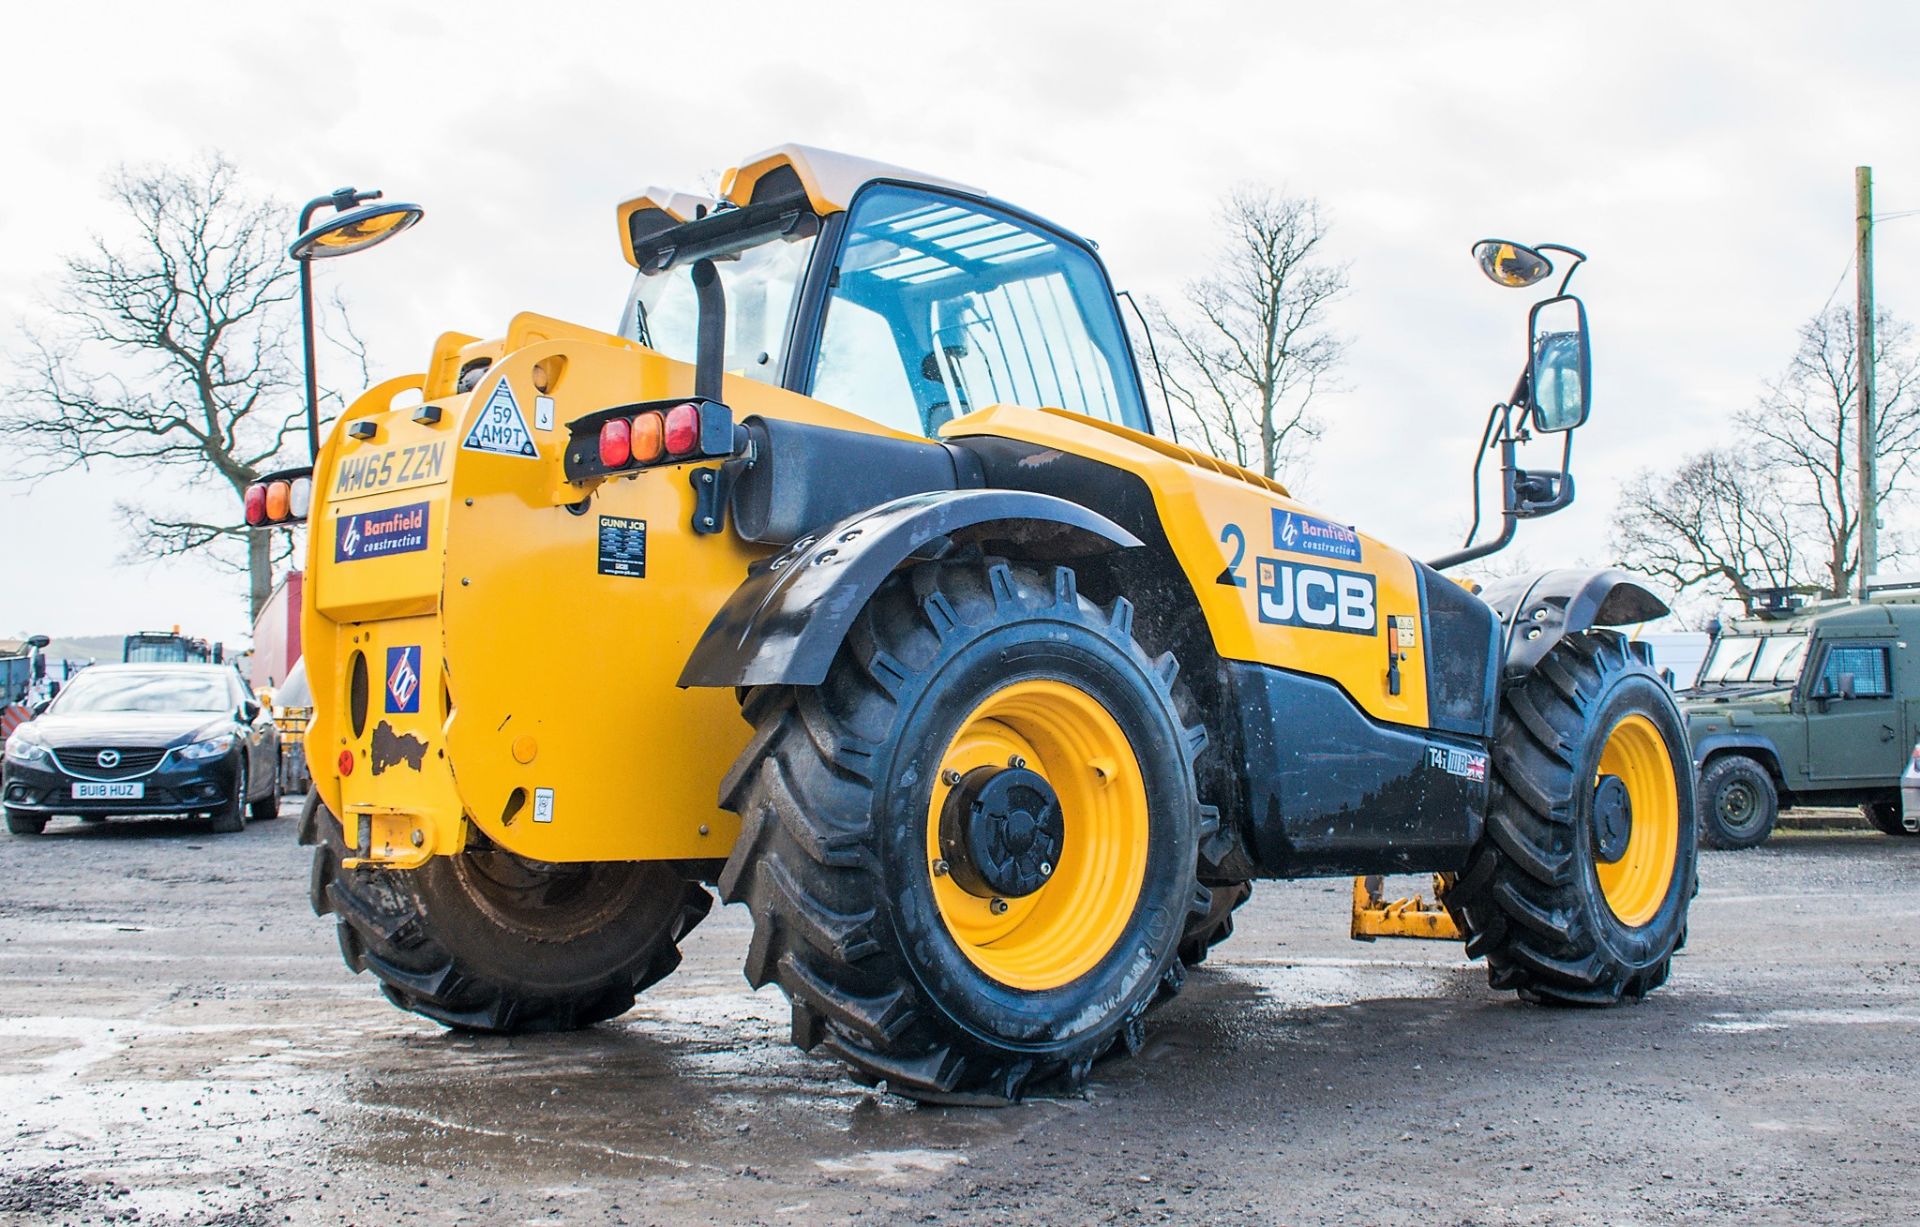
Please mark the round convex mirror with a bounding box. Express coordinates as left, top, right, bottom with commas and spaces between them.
290, 201, 424, 260
1473, 239, 1552, 288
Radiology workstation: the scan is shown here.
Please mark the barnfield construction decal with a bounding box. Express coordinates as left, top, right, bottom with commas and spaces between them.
335, 501, 430, 563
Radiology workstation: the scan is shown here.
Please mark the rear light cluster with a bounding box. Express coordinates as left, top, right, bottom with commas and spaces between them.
566, 398, 736, 482
244, 466, 315, 527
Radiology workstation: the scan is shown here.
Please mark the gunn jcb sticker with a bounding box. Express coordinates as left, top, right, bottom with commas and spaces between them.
1256, 559, 1378, 635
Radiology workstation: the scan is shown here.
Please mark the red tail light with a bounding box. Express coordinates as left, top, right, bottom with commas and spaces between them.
632, 412, 665, 463
243, 484, 268, 526
598, 417, 631, 467
663, 402, 699, 455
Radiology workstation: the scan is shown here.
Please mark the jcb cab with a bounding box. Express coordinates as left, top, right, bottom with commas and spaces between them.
250, 146, 1695, 1101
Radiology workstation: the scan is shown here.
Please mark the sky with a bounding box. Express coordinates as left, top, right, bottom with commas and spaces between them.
1, 1, 1916, 644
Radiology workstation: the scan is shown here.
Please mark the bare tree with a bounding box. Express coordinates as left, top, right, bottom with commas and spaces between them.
1611, 449, 1802, 615
1738, 306, 1920, 596
1144, 188, 1348, 480
1609, 305, 1920, 613
3, 157, 362, 621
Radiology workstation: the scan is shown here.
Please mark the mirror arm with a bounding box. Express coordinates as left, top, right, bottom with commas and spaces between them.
294, 187, 386, 462
1429, 405, 1520, 571
1534, 244, 1588, 294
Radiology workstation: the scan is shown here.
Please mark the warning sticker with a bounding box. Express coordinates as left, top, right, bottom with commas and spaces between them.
597, 515, 647, 578
462, 380, 537, 457
533, 788, 555, 824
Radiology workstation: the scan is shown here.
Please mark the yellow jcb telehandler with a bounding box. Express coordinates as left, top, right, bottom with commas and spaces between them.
248, 146, 1695, 1102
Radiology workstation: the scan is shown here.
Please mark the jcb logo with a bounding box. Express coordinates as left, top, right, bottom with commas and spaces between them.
1255, 560, 1377, 636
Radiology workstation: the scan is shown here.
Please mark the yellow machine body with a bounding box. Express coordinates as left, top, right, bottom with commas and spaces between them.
305, 350, 1435, 867
300, 145, 1438, 869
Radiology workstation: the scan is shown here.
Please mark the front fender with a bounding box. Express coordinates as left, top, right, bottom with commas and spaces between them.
1480, 568, 1670, 677
678, 489, 1139, 688
1689, 732, 1786, 778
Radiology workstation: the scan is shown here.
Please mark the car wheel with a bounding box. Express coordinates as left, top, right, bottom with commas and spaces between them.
1864, 799, 1918, 837
5, 808, 47, 836
210, 760, 248, 834
1698, 755, 1778, 850
250, 776, 281, 823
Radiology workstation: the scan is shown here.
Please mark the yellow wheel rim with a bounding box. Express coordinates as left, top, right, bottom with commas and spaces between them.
1593, 713, 1679, 928
925, 679, 1150, 991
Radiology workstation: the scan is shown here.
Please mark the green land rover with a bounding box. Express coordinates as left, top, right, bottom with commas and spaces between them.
1682, 591, 1920, 848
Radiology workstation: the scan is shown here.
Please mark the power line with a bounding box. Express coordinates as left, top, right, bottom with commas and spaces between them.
1819, 253, 1855, 313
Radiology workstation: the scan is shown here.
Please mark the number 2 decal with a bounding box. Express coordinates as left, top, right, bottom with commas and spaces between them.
1217, 523, 1247, 588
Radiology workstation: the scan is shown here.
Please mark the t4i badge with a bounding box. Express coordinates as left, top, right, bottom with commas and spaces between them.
385, 646, 422, 714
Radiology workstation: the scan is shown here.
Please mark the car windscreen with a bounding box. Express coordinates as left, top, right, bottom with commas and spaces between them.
53, 672, 234, 714
1752, 635, 1807, 685
1700, 636, 1762, 684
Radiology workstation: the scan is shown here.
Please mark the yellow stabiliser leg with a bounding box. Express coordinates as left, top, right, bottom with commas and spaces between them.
1350, 874, 1462, 941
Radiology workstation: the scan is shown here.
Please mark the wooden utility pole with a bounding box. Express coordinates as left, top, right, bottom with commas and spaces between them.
1855, 165, 1877, 599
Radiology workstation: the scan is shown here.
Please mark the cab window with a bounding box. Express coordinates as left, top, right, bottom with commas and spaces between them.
810, 185, 1146, 437
1811, 644, 1891, 699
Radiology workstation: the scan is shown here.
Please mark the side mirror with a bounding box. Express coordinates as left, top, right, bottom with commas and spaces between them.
1473, 239, 1553, 288
1527, 295, 1590, 432
29, 699, 51, 717
289, 200, 424, 261
240, 699, 263, 723
1838, 674, 1857, 701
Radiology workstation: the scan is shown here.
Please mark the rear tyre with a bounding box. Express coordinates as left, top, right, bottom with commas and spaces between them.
1697, 755, 1778, 850
719, 559, 1206, 1102
1179, 881, 1252, 967
300, 790, 712, 1032
250, 789, 281, 822
209, 761, 248, 834
1864, 799, 1918, 837
1447, 630, 1697, 1005
5, 808, 46, 836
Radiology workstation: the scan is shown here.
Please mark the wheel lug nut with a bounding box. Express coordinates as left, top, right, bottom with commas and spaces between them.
932, 859, 949, 877
941, 769, 962, 786
1008, 755, 1026, 769
990, 898, 1009, 915
1040, 862, 1052, 877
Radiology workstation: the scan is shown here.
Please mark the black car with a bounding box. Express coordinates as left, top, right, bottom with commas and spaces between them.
2, 664, 279, 835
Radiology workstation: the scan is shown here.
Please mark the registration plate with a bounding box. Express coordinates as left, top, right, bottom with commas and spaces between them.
73, 782, 143, 800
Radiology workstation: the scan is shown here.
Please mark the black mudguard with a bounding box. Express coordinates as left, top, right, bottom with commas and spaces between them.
678, 489, 1139, 688
1478, 568, 1670, 676
1689, 731, 1786, 777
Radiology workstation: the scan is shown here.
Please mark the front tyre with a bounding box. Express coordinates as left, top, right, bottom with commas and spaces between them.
1864, 799, 1919, 837
5, 808, 46, 835
209, 760, 248, 834
1697, 755, 1778, 850
718, 560, 1207, 1102
1448, 631, 1697, 1005
300, 791, 712, 1032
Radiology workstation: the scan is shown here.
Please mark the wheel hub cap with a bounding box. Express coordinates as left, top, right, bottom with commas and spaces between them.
940, 765, 1064, 899
1592, 773, 1633, 863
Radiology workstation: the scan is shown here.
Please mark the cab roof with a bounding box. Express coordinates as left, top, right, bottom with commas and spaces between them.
615, 144, 982, 270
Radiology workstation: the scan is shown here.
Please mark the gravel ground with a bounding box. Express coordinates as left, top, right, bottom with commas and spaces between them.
0, 804, 1914, 1226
